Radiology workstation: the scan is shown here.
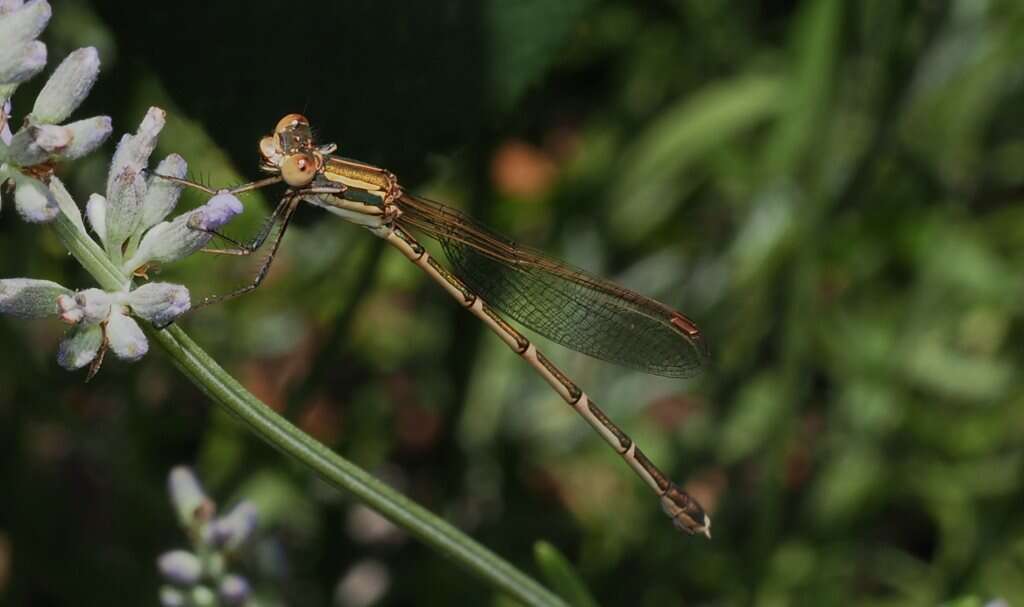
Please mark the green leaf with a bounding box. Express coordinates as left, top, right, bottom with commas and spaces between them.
608, 74, 784, 242
718, 373, 790, 464
486, 0, 595, 110
534, 541, 599, 607
761, 0, 842, 176
810, 445, 884, 526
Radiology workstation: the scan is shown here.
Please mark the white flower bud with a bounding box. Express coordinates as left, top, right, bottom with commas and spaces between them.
56, 322, 102, 370
140, 154, 187, 230
104, 167, 145, 251
107, 106, 164, 195
0, 40, 45, 85
56, 288, 112, 325
105, 307, 147, 361
62, 115, 111, 160
218, 575, 250, 606
85, 192, 107, 245
0, 1, 51, 49
13, 175, 57, 222
121, 282, 190, 326
0, 277, 68, 317
55, 294, 82, 324
168, 466, 214, 527
31, 46, 99, 124
157, 550, 202, 586
8, 123, 71, 165
1, 99, 11, 144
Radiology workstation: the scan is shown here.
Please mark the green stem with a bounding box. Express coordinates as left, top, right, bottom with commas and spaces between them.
52, 211, 567, 607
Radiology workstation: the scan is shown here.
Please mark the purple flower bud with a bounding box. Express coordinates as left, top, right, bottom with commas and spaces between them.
157, 550, 202, 586
218, 575, 251, 606
193, 192, 243, 231
207, 501, 258, 551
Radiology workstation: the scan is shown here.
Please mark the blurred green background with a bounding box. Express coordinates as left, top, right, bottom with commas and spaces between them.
3, 0, 1024, 604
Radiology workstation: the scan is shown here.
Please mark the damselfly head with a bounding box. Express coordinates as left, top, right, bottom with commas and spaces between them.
260, 114, 322, 182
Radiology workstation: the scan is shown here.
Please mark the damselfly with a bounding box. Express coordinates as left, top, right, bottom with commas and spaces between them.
166, 114, 712, 538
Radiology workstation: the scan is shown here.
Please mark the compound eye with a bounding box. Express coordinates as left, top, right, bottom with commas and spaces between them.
280, 152, 317, 186
259, 136, 281, 164
275, 113, 309, 134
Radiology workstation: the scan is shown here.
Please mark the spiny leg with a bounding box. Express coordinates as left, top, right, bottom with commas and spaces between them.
193, 195, 302, 310
198, 186, 343, 255
192, 195, 294, 257
152, 172, 283, 196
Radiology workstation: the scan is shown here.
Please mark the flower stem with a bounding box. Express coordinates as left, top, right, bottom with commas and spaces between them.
52, 209, 568, 607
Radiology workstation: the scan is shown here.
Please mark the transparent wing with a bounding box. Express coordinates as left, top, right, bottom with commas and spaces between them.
396, 193, 708, 378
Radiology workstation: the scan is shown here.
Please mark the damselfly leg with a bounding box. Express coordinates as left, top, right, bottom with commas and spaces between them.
193, 195, 302, 308
192, 195, 293, 257
153, 173, 286, 255
150, 172, 302, 310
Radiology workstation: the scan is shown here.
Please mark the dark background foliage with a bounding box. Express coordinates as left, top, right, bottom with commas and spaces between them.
3, 0, 1024, 604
